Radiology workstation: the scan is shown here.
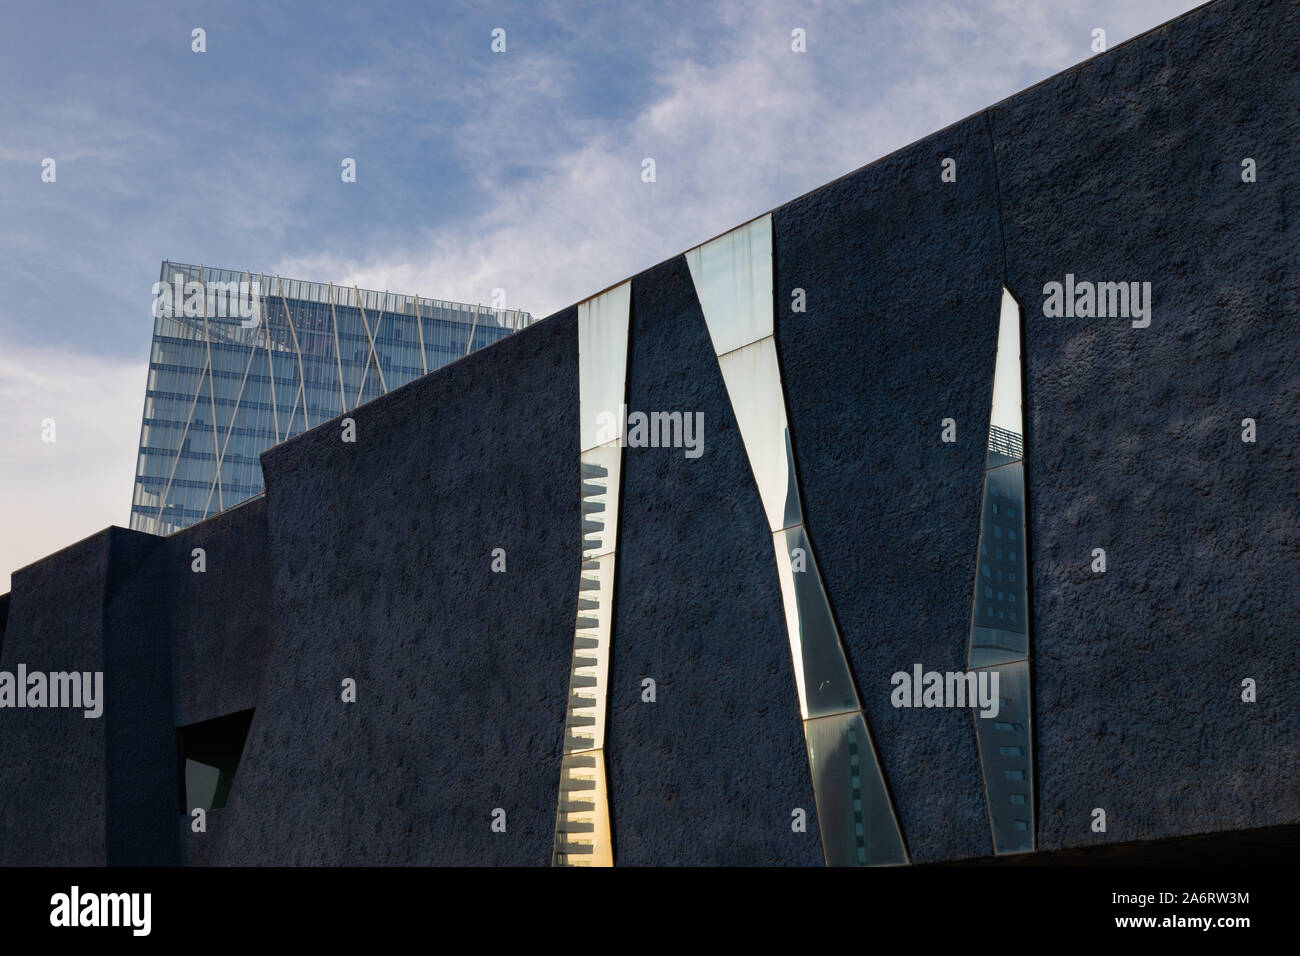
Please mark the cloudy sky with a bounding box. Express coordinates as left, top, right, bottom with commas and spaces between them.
0, 0, 1203, 591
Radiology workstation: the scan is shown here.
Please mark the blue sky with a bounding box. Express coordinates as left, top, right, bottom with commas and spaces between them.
0, 0, 1202, 589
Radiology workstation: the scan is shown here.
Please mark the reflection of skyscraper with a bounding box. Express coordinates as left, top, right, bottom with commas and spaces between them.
968, 288, 1035, 855
130, 261, 534, 535
972, 457, 1027, 664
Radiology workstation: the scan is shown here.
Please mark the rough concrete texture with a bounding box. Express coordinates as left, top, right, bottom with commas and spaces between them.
208, 313, 579, 864
167, 497, 274, 729
773, 113, 1005, 862
990, 0, 1300, 847
608, 256, 822, 865
0, 0, 1296, 867
103, 528, 179, 865
0, 532, 112, 865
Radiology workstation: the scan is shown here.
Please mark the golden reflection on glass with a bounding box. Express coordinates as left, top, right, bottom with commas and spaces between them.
552, 752, 613, 867
581, 442, 623, 561
687, 215, 906, 865
553, 283, 631, 867
967, 287, 1035, 855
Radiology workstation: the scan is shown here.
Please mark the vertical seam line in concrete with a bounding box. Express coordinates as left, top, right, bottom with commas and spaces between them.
984, 109, 1010, 284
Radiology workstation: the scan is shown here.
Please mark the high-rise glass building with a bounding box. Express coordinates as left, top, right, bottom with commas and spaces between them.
130, 261, 534, 535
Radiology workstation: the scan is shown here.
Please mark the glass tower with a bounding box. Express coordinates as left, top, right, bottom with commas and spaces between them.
131, 261, 534, 536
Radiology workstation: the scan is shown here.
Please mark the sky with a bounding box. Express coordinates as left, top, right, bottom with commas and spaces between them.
0, 0, 1205, 592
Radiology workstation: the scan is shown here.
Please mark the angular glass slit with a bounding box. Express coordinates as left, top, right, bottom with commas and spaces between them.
967, 287, 1036, 855
552, 282, 631, 867
688, 214, 907, 865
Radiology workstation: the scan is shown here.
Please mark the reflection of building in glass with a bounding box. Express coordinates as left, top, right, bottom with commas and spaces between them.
968, 288, 1035, 855
972, 460, 1027, 664
688, 215, 907, 866
987, 423, 1023, 466
553, 283, 631, 867
130, 261, 534, 535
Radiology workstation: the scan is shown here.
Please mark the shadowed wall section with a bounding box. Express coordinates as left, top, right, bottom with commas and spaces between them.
772, 113, 1004, 862
0, 533, 114, 865
991, 0, 1300, 850
207, 314, 579, 865
608, 256, 822, 866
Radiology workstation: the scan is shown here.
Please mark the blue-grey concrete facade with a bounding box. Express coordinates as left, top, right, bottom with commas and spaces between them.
1, 0, 1296, 865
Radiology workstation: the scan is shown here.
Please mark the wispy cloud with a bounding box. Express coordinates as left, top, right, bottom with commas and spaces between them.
0, 334, 145, 592
0, 0, 1204, 587
284, 0, 1202, 318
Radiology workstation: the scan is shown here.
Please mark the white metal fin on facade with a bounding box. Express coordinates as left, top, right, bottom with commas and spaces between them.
353, 284, 388, 402
203, 309, 262, 518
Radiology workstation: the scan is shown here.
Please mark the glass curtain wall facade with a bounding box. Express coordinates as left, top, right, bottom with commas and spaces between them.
131, 261, 534, 536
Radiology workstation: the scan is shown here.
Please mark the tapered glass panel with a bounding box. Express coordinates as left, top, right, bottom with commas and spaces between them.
580, 441, 623, 560
716, 338, 803, 532
552, 752, 613, 867
972, 660, 1034, 853
579, 282, 633, 453
968, 461, 1029, 668
690, 221, 903, 866
564, 552, 615, 754
988, 288, 1023, 467
968, 287, 1035, 856
686, 215, 774, 356
773, 525, 859, 719
554, 282, 630, 867
805, 711, 908, 866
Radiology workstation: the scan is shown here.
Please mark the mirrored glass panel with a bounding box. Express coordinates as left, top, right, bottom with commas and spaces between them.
773, 525, 859, 720
579, 282, 633, 453
581, 442, 623, 561
967, 286, 1035, 855
552, 752, 613, 867
690, 222, 903, 866
554, 282, 630, 867
564, 551, 615, 754
716, 337, 803, 532
805, 711, 908, 866
988, 288, 1023, 467
972, 659, 1034, 854
686, 215, 774, 356
969, 461, 1029, 668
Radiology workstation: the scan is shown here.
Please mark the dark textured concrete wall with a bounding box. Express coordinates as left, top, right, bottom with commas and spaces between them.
207, 314, 579, 864
773, 113, 1004, 862
163, 495, 274, 864
0, 498, 272, 866
1, 0, 1296, 866
0, 533, 112, 865
167, 497, 274, 730
990, 0, 1300, 849
102, 528, 178, 866
608, 256, 821, 865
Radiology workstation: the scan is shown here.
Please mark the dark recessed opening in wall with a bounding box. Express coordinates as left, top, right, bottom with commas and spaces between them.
176, 709, 254, 813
